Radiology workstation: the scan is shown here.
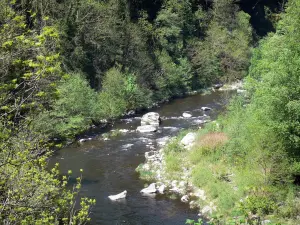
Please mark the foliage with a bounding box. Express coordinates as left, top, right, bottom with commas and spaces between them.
161, 0, 300, 223
186, 218, 203, 225
0, 129, 95, 224
0, 2, 94, 223
188, 2, 253, 84
33, 74, 99, 138
0, 0, 281, 223
98, 67, 152, 118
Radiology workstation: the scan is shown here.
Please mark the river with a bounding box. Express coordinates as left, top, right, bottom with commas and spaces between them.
50, 90, 232, 225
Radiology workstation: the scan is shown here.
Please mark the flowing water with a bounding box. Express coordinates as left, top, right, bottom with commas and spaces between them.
50, 91, 233, 225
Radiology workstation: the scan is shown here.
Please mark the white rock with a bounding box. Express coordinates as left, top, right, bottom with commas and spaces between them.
108, 190, 127, 200
180, 133, 196, 148
141, 112, 160, 126
201, 107, 212, 111
141, 183, 157, 194
182, 112, 192, 118
181, 195, 189, 203
262, 220, 271, 225
122, 144, 134, 149
137, 125, 157, 133
119, 129, 129, 133
169, 187, 181, 193
157, 184, 166, 194
78, 138, 87, 143
193, 119, 206, 125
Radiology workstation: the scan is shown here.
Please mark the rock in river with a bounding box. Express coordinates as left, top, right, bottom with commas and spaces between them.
141, 112, 160, 126
201, 106, 212, 111
182, 112, 192, 118
108, 190, 127, 200
137, 125, 157, 133
181, 195, 189, 203
141, 183, 157, 194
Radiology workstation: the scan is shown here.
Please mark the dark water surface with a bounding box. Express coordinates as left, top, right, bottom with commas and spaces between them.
50, 91, 233, 225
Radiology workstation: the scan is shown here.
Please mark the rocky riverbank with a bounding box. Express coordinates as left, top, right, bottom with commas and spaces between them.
136, 130, 218, 218
135, 82, 246, 220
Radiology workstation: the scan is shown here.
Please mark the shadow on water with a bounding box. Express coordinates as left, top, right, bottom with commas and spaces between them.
49, 90, 234, 225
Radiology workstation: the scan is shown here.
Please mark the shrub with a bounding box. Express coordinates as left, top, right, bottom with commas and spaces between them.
97, 67, 152, 118
32, 73, 98, 138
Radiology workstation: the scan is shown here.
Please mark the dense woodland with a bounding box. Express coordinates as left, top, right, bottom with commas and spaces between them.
0, 0, 298, 224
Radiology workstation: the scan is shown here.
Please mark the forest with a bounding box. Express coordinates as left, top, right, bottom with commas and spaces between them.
0, 0, 298, 224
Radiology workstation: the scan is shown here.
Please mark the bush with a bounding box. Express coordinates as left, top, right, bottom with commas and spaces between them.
97, 67, 152, 118
33, 73, 98, 138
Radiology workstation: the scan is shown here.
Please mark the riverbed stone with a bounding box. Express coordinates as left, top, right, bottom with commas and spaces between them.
180, 133, 196, 149
108, 190, 127, 200
137, 125, 157, 133
181, 195, 189, 203
141, 183, 157, 194
141, 112, 160, 126
119, 129, 130, 133
182, 112, 192, 118
157, 184, 166, 194
201, 106, 212, 111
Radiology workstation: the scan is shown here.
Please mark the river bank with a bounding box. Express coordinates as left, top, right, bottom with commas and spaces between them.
73, 81, 244, 144
50, 89, 234, 224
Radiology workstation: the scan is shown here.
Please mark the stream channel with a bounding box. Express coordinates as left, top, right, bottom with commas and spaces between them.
50, 90, 233, 225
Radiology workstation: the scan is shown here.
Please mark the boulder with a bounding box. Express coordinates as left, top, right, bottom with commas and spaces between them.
181, 195, 189, 203
78, 138, 86, 143
182, 112, 192, 118
141, 112, 160, 126
181, 133, 196, 148
201, 107, 212, 111
137, 125, 157, 133
78, 138, 92, 143
108, 190, 127, 200
141, 183, 157, 194
119, 129, 129, 133
157, 184, 166, 194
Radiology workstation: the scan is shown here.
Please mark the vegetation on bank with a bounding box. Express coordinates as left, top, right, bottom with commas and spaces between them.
0, 0, 289, 223
158, 0, 300, 224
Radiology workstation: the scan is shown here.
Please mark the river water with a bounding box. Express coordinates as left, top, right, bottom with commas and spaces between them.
50, 91, 232, 225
